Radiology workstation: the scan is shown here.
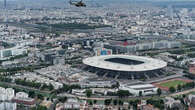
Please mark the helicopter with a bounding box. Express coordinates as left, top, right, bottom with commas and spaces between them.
69, 0, 86, 7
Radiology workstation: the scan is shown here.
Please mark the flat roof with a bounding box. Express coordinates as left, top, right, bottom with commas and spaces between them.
121, 84, 157, 90
128, 84, 156, 89
83, 55, 167, 72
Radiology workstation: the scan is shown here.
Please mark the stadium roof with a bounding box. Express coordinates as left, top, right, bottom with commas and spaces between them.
83, 55, 167, 72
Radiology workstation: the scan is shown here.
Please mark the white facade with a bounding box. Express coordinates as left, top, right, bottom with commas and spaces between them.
15, 92, 28, 98
0, 102, 17, 110
119, 84, 158, 96
105, 40, 181, 53
52, 82, 63, 90
81, 80, 115, 88
0, 87, 15, 101
6, 88, 15, 100
0, 45, 27, 59
0, 87, 6, 101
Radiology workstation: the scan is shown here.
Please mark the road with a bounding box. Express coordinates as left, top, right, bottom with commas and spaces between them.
146, 73, 184, 84
170, 88, 195, 97
72, 88, 195, 101
0, 81, 51, 94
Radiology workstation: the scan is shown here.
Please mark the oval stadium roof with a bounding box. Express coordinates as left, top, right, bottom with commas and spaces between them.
83, 55, 167, 72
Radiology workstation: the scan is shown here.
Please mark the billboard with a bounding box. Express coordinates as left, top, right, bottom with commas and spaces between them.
94, 48, 112, 56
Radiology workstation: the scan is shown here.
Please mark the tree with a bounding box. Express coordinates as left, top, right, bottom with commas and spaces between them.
32, 105, 47, 110
37, 94, 44, 100
147, 99, 164, 110
86, 89, 92, 97
169, 87, 176, 93
29, 91, 35, 98
113, 99, 118, 105
117, 90, 130, 98
104, 99, 112, 105
48, 83, 54, 91
157, 88, 162, 96
94, 100, 97, 104
139, 91, 142, 97
58, 96, 67, 103
129, 100, 139, 110
118, 100, 123, 105
177, 84, 182, 91
89, 100, 93, 105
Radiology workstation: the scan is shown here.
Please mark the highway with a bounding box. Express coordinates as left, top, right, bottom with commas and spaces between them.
0, 81, 51, 95
170, 88, 195, 97
69, 87, 195, 101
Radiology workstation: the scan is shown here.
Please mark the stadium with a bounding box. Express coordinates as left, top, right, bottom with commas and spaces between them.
82, 55, 167, 80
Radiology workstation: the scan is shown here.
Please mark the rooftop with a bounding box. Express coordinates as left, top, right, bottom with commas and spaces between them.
83, 55, 167, 72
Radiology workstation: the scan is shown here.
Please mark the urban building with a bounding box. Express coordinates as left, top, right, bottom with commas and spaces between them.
12, 92, 35, 107
104, 40, 181, 54
0, 87, 15, 101
0, 45, 27, 60
119, 84, 158, 96
80, 80, 117, 88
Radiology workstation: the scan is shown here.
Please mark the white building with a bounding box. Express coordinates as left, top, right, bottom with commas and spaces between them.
119, 84, 158, 96
0, 102, 17, 110
15, 92, 29, 99
72, 89, 86, 96
0, 87, 15, 101
0, 45, 27, 60
6, 88, 15, 100
81, 80, 116, 88
104, 40, 181, 53
56, 98, 80, 110
0, 87, 6, 101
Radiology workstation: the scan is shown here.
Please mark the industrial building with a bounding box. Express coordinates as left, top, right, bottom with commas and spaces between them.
80, 80, 117, 88
104, 40, 181, 54
12, 92, 35, 107
119, 84, 158, 96
0, 45, 27, 60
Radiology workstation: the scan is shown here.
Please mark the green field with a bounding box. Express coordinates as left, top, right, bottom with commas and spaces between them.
160, 80, 187, 88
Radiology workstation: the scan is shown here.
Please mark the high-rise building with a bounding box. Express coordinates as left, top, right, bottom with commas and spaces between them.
4, 0, 6, 9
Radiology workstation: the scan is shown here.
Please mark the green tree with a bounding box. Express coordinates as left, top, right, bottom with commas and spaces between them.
32, 105, 47, 110
113, 99, 118, 105
104, 99, 112, 105
29, 91, 35, 98
157, 88, 162, 96
147, 99, 164, 109
48, 83, 54, 91
177, 84, 182, 91
37, 94, 44, 100
118, 100, 123, 105
94, 100, 97, 104
58, 96, 67, 103
89, 100, 93, 105
139, 91, 142, 97
117, 90, 130, 98
169, 87, 176, 93
86, 89, 92, 97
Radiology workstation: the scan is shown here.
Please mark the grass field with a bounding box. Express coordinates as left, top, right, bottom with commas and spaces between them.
159, 80, 186, 88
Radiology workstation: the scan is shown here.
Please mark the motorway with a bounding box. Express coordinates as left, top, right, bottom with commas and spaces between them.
0, 81, 51, 95
74, 87, 195, 101
2, 80, 195, 102
170, 88, 195, 97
